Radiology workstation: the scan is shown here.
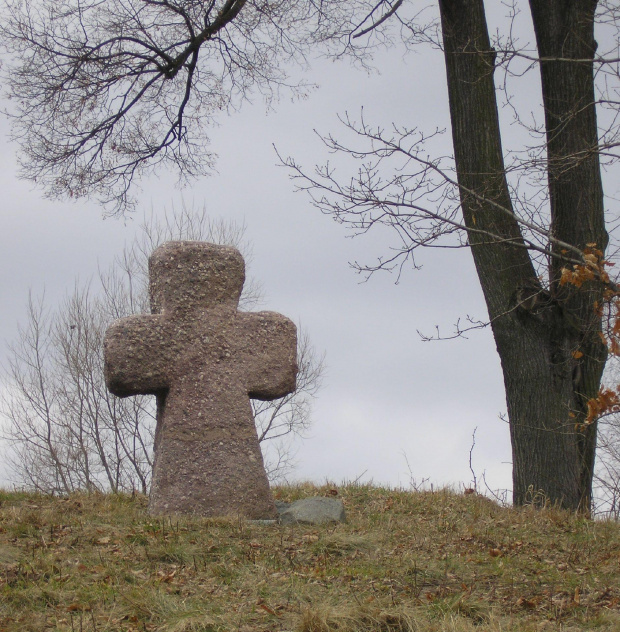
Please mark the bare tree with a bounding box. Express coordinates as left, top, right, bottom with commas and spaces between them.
1, 207, 324, 492
279, 0, 620, 513
1, 289, 155, 493
593, 355, 620, 519
255, 328, 324, 481
594, 421, 620, 519
0, 0, 385, 214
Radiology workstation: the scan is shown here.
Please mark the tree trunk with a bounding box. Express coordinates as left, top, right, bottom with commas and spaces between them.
438, 0, 606, 512
529, 0, 608, 511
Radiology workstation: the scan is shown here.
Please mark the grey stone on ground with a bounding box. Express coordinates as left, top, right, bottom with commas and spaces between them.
104, 241, 298, 519
276, 497, 346, 525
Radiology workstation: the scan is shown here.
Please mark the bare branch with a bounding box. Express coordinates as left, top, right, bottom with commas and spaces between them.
0, 0, 384, 213
352, 0, 403, 39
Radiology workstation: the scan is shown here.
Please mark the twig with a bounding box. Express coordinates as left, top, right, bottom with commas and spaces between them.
469, 427, 478, 492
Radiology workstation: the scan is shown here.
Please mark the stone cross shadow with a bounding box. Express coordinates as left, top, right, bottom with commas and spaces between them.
104, 241, 298, 518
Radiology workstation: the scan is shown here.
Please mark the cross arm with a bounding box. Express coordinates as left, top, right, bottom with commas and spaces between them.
104, 314, 171, 397
241, 312, 298, 401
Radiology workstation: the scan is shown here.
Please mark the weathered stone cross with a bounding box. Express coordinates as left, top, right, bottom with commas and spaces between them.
104, 241, 297, 518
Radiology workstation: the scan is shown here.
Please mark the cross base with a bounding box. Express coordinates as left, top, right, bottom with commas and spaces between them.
148, 434, 277, 519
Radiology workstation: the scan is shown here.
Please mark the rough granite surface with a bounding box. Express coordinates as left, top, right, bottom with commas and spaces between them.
104, 241, 298, 519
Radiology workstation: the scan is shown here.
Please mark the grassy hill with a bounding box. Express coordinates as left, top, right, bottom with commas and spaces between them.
0, 483, 619, 631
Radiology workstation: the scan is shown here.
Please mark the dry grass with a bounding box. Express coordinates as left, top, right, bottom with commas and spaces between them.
0, 483, 619, 631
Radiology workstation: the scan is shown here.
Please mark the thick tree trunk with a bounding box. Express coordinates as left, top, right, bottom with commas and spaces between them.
529, 0, 608, 510
438, 0, 606, 512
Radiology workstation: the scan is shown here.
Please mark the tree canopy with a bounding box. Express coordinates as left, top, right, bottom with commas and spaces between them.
0, 0, 388, 212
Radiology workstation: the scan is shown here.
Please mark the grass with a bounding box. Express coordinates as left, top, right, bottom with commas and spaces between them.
0, 483, 618, 631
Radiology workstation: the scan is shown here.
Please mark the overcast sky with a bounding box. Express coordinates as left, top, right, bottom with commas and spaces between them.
3, 2, 603, 496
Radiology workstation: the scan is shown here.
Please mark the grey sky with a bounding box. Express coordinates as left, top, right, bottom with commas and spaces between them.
1, 2, 581, 494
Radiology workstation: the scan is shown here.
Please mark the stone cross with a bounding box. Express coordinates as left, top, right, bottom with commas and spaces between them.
104, 241, 297, 518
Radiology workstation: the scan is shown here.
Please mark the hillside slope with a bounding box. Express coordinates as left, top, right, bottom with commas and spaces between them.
1, 484, 619, 631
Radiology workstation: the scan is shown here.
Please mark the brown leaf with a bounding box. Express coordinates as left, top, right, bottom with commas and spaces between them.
258, 603, 279, 617
516, 596, 537, 609
584, 253, 598, 267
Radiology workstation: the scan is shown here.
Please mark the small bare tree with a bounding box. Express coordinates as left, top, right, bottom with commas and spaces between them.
254, 328, 324, 481
594, 423, 620, 519
1, 207, 324, 492
1, 290, 155, 493
593, 356, 620, 519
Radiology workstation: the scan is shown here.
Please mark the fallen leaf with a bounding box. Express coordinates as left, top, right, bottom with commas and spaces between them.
516, 596, 537, 609
258, 603, 279, 617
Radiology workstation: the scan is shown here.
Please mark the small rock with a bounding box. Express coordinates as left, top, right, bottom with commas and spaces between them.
276, 497, 346, 525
